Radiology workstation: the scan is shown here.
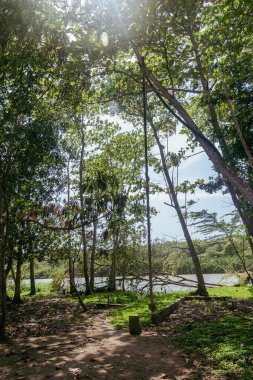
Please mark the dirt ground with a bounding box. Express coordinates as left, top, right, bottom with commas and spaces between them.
0, 298, 194, 380
2, 297, 252, 380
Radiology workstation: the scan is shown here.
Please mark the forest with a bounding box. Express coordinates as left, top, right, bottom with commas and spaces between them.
0, 1, 253, 379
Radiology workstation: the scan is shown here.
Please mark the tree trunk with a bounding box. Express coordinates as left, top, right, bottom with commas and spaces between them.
67, 156, 75, 295
13, 245, 22, 304
81, 225, 90, 295
133, 47, 253, 207
79, 125, 91, 295
90, 216, 97, 292
5, 255, 12, 279
108, 232, 119, 291
10, 265, 16, 285
70, 280, 88, 312
228, 185, 253, 259
68, 256, 75, 294
187, 29, 253, 249
29, 257, 36, 296
245, 230, 253, 260
151, 121, 208, 297
0, 186, 7, 341
0, 220, 6, 340
222, 80, 253, 171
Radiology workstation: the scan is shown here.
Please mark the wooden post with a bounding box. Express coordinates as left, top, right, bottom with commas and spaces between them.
129, 315, 142, 335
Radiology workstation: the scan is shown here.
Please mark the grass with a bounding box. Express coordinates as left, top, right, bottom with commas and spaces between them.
5, 282, 253, 378
172, 313, 253, 379
77, 286, 253, 378
80, 286, 253, 330
7, 281, 56, 299
81, 290, 141, 305
168, 286, 253, 379
109, 291, 187, 329
79, 290, 187, 329
208, 285, 253, 299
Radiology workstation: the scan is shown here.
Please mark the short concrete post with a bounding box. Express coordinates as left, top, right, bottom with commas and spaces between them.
129, 314, 142, 335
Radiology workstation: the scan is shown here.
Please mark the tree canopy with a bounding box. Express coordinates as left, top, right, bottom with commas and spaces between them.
0, 0, 253, 339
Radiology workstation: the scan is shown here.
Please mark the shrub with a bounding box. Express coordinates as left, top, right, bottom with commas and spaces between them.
51, 272, 67, 293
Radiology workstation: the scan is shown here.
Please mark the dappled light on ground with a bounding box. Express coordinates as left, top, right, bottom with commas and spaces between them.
0, 298, 193, 380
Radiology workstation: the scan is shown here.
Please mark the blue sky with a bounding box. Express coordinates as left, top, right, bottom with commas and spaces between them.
107, 116, 235, 241
149, 130, 234, 241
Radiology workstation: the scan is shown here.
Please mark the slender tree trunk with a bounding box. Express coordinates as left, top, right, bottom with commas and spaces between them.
68, 256, 75, 294
5, 255, 12, 279
122, 254, 127, 291
81, 225, 90, 294
133, 47, 253, 207
143, 63, 155, 310
0, 220, 6, 340
10, 265, 16, 285
5, 256, 13, 301
29, 257, 36, 296
151, 121, 208, 296
13, 245, 22, 304
67, 156, 75, 294
0, 186, 7, 341
245, 230, 253, 260
90, 215, 97, 292
228, 185, 253, 259
108, 232, 119, 291
79, 125, 91, 295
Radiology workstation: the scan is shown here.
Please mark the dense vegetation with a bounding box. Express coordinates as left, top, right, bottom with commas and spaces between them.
17, 235, 253, 282
1, 0, 253, 342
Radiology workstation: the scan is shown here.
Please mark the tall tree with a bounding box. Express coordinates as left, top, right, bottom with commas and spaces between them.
83, 0, 253, 207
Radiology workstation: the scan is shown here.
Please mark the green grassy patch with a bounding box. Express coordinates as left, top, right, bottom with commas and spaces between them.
172, 313, 253, 379
7, 281, 55, 299
108, 291, 187, 329
81, 290, 141, 305
92, 287, 252, 330
208, 286, 253, 299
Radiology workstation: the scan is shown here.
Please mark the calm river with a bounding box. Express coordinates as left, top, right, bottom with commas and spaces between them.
25, 273, 239, 293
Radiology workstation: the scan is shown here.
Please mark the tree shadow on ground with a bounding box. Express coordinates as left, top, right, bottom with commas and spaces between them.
0, 302, 193, 380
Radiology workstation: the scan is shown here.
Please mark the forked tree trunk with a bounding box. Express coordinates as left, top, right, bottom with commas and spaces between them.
29, 257, 36, 296
151, 121, 208, 297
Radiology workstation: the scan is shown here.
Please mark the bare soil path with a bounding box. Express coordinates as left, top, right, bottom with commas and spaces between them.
0, 298, 193, 380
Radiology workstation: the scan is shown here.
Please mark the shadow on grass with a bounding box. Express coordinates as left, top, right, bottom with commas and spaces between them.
172, 309, 253, 380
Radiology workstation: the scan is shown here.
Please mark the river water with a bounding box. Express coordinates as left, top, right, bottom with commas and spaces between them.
24, 273, 239, 293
